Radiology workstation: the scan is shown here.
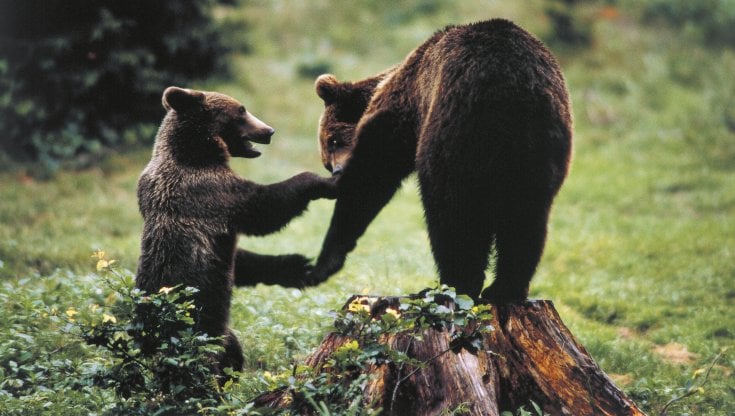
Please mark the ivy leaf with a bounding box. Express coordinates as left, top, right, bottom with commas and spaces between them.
434, 305, 452, 315
455, 295, 474, 311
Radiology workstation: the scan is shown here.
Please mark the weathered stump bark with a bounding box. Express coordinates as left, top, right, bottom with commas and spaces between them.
254, 296, 646, 416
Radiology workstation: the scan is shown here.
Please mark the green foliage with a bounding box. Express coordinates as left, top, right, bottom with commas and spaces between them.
0, 255, 249, 415
0, 273, 492, 415
269, 286, 493, 415
657, 349, 730, 416
0, 0, 244, 171
76, 257, 247, 415
500, 400, 548, 416
0, 270, 105, 415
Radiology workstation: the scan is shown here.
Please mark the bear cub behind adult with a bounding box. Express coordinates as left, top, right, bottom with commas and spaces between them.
136, 87, 335, 374
310, 19, 573, 302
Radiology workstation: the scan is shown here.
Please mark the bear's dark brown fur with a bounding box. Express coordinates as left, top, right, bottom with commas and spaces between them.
310, 19, 573, 302
136, 87, 335, 373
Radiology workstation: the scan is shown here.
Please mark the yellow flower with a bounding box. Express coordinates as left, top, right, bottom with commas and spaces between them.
384, 307, 400, 319
96, 259, 116, 271
102, 313, 117, 324
158, 286, 174, 295
347, 299, 370, 313
65, 308, 78, 321
89, 303, 100, 312
93, 250, 116, 271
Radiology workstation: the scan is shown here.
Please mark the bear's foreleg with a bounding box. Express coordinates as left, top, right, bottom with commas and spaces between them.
309, 111, 415, 284
233, 249, 314, 288
233, 172, 336, 236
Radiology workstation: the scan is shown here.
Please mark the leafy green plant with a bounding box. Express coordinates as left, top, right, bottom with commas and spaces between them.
659, 348, 729, 416
500, 400, 549, 416
0, 269, 109, 415
74, 252, 239, 415
270, 286, 494, 415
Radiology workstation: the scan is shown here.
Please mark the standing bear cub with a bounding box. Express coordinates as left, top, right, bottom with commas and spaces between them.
309, 19, 573, 302
136, 87, 336, 374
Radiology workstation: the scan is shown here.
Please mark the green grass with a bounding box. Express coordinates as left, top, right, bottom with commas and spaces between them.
2, 1, 735, 414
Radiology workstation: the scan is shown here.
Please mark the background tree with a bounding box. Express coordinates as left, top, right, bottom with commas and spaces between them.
0, 0, 245, 171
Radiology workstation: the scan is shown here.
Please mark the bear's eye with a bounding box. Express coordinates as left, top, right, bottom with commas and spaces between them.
328, 138, 340, 152
238, 106, 246, 115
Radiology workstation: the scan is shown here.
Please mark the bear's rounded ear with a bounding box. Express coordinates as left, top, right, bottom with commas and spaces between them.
162, 86, 205, 112
315, 74, 341, 105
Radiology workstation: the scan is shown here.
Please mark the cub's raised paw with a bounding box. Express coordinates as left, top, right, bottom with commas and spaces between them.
268, 254, 315, 288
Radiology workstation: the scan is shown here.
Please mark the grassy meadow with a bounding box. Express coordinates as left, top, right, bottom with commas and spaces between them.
1, 1, 734, 414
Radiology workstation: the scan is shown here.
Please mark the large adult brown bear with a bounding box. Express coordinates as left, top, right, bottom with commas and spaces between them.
309, 19, 573, 302
136, 87, 336, 374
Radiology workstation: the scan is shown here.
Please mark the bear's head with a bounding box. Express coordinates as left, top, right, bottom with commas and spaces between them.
162, 86, 274, 158
314, 74, 378, 175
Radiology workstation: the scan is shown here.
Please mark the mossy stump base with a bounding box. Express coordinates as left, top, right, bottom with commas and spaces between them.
254, 296, 646, 416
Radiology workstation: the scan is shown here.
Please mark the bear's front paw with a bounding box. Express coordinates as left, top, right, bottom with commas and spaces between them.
295, 172, 339, 200
304, 252, 345, 286
318, 176, 339, 200
269, 254, 314, 288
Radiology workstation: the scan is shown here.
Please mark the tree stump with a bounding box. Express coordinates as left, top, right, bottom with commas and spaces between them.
254, 296, 646, 416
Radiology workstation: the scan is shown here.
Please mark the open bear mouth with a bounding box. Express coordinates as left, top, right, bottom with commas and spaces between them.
241, 140, 261, 158
240, 131, 273, 158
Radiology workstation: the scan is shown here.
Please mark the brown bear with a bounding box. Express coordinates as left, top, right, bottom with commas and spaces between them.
136, 86, 336, 374
308, 19, 573, 302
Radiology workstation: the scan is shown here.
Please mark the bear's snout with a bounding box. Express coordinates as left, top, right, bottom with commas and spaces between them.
243, 111, 275, 144
249, 127, 275, 145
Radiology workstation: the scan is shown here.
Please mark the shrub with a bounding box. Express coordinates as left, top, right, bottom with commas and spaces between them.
0, 271, 105, 416
0, 0, 244, 170
264, 286, 494, 415
77, 253, 239, 415
0, 252, 252, 415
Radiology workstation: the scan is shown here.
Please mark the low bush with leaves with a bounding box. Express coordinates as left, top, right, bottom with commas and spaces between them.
263, 286, 495, 415
77, 253, 247, 415
0, 252, 249, 415
9, 258, 494, 415
1, 251, 731, 414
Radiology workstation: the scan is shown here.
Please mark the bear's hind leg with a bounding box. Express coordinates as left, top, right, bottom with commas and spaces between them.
419, 173, 494, 299
219, 328, 244, 375
481, 202, 550, 303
